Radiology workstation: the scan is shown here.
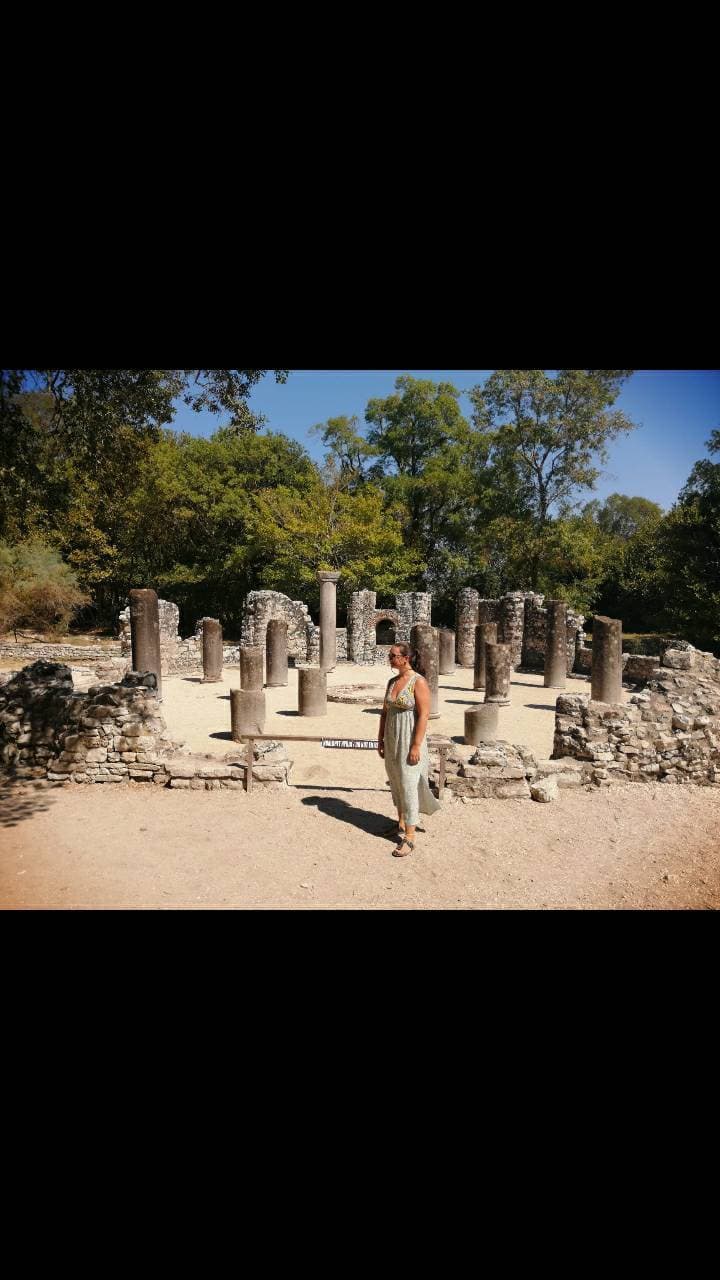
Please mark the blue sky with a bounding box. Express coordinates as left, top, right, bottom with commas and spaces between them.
171, 370, 720, 513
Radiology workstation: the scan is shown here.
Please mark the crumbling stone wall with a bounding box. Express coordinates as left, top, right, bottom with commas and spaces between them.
241, 591, 319, 664
551, 646, 720, 786
347, 591, 431, 664
521, 594, 586, 673
0, 662, 292, 789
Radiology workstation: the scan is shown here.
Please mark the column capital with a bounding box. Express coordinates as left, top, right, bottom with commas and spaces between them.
317, 570, 341, 583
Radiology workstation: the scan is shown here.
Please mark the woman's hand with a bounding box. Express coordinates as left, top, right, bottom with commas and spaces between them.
407, 744, 420, 765
377, 740, 385, 758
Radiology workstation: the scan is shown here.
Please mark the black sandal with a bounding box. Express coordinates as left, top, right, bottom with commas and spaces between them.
392, 837, 415, 858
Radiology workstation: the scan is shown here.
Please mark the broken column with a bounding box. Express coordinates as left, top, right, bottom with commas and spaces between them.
240, 645, 264, 691
484, 641, 512, 705
318, 570, 341, 671
129, 588, 163, 701
230, 688, 266, 739
202, 618, 223, 683
438, 628, 455, 675
410, 623, 440, 719
298, 665, 327, 716
464, 703, 499, 744
266, 619, 288, 687
455, 588, 479, 667
544, 600, 568, 689
590, 616, 623, 703
473, 622, 498, 691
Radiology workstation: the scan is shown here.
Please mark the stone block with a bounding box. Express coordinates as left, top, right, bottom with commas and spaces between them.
531, 778, 558, 802
170, 778, 191, 788
166, 761, 198, 778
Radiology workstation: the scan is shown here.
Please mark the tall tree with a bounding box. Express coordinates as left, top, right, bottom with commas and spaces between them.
468, 370, 637, 586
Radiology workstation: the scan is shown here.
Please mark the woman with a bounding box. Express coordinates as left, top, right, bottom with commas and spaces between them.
377, 642, 441, 857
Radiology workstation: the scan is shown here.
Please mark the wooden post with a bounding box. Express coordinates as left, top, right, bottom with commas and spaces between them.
245, 737, 255, 793
438, 745, 447, 798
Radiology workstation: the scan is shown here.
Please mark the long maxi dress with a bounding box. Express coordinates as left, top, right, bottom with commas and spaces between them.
383, 671, 441, 826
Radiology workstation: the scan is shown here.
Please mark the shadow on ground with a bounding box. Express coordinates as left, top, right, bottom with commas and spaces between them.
300, 793, 395, 836
525, 703, 556, 712
0, 779, 58, 828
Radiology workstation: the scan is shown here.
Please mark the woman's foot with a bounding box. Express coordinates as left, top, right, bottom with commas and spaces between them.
392, 837, 414, 858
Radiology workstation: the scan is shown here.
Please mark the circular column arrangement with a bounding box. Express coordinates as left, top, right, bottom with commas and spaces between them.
129, 588, 163, 701
464, 704, 500, 744
202, 618, 223, 683
438, 628, 455, 675
473, 622, 498, 691
318, 570, 341, 672
240, 645, 264, 691
298, 665, 327, 716
230, 689, 266, 739
410, 623, 440, 719
544, 600, 568, 689
266, 619, 288, 687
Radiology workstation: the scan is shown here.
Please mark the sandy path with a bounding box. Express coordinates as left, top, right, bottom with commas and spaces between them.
2, 660, 718, 910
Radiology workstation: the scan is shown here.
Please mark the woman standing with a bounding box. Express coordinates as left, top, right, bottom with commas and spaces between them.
377, 642, 441, 857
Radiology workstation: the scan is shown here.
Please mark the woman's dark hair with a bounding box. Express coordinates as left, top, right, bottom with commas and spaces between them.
394, 642, 426, 678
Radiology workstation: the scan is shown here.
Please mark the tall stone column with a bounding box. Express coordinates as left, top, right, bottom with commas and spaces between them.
129, 588, 163, 701
318, 570, 341, 672
410, 624, 440, 719
240, 645, 264, 691
202, 619, 223, 683
474, 622, 498, 691
484, 642, 512, 705
298, 665, 327, 716
544, 600, 567, 689
464, 704, 499, 744
438, 628, 455, 675
266, 619, 288, 687
590, 616, 623, 703
456, 588, 479, 667
231, 689, 265, 739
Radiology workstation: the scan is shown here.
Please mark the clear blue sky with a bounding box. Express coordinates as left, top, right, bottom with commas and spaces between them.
171, 370, 720, 513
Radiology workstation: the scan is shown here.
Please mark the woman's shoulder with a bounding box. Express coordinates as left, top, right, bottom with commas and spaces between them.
411, 671, 428, 686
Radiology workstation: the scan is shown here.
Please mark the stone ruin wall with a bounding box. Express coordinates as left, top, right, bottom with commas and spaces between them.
457, 589, 585, 672
347, 591, 432, 664
552, 646, 720, 787
0, 662, 291, 790
240, 591, 320, 664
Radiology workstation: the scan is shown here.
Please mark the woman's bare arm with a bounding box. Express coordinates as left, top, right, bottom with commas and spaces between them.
409, 677, 430, 764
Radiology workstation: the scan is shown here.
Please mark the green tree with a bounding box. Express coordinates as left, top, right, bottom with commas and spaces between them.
0, 539, 88, 638
468, 370, 637, 587
581, 493, 664, 540
310, 415, 378, 492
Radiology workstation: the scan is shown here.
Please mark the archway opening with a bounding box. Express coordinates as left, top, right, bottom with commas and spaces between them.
376, 619, 396, 645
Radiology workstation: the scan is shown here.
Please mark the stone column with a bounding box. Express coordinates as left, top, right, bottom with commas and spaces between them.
473, 622, 498, 691
318, 570, 341, 671
129, 588, 162, 701
202, 619, 223, 683
265, 619, 288, 687
464, 704, 499, 744
455, 588, 479, 667
544, 600, 567, 689
230, 688, 265, 739
240, 645, 264, 691
590, 616, 623, 703
498, 592, 526, 668
484, 642, 512, 705
298, 665, 327, 716
438, 628, 455, 675
410, 624, 440, 719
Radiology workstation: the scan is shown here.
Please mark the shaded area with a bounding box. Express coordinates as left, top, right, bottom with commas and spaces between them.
0, 779, 58, 828
209, 731, 234, 740
300, 794, 392, 836
525, 704, 557, 712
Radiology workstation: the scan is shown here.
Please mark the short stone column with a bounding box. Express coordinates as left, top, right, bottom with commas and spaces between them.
484, 641, 512, 705
230, 688, 266, 739
590, 616, 623, 703
129, 588, 163, 701
544, 600, 567, 689
473, 622, 498, 691
410, 623, 440, 719
202, 618, 223, 683
438, 628, 455, 675
464, 703, 499, 744
318, 570, 341, 671
298, 665, 327, 716
240, 645, 264, 691
455, 588, 479, 667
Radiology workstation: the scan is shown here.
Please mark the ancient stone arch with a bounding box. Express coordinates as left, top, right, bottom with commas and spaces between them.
372, 610, 399, 645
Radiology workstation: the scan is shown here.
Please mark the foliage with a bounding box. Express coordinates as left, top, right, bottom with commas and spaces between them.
0, 539, 88, 637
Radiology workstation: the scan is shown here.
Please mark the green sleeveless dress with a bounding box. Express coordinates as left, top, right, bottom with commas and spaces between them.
383, 671, 441, 826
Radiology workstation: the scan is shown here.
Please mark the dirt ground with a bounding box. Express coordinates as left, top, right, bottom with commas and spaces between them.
1, 663, 719, 909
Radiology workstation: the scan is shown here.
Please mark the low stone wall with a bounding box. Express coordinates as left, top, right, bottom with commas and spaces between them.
0, 642, 121, 662
552, 646, 720, 786
0, 662, 291, 789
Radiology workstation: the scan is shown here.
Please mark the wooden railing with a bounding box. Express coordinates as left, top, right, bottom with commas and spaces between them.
239, 734, 449, 796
